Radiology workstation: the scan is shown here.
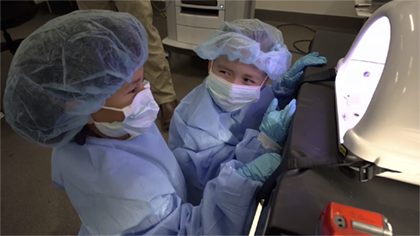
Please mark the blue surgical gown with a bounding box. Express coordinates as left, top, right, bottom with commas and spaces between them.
52, 124, 261, 235
168, 82, 275, 205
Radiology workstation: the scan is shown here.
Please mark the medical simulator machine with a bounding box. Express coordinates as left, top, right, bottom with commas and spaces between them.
335, 0, 419, 185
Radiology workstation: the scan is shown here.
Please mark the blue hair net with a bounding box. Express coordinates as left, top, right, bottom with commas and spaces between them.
194, 19, 292, 80
4, 10, 149, 148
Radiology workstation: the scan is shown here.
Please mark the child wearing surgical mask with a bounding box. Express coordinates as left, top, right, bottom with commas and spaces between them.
169, 19, 326, 205
4, 11, 290, 235
74, 67, 160, 143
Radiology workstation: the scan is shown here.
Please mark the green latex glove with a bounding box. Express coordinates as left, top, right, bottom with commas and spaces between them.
259, 98, 296, 146
236, 153, 282, 182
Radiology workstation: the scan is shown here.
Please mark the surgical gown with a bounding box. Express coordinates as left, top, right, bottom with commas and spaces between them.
168, 82, 276, 205
52, 124, 261, 235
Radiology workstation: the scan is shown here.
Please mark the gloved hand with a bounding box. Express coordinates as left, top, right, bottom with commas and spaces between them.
259, 98, 296, 146
236, 153, 282, 182
280, 52, 327, 89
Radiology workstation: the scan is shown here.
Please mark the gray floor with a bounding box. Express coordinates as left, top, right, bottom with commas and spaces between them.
1, 5, 348, 235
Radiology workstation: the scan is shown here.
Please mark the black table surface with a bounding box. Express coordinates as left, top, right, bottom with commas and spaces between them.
263, 31, 420, 235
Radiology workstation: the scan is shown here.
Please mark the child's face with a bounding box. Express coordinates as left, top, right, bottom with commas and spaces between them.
209, 55, 268, 87
89, 67, 145, 125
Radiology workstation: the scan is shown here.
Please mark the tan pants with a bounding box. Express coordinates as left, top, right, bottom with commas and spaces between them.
77, 0, 176, 105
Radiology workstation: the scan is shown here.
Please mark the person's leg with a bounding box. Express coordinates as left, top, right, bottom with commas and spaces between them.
76, 0, 117, 11
114, 0, 178, 129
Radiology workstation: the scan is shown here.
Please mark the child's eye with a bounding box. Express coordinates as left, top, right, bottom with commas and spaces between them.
244, 78, 256, 84
220, 70, 230, 76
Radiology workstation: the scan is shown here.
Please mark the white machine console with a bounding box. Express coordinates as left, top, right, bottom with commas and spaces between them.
336, 0, 420, 185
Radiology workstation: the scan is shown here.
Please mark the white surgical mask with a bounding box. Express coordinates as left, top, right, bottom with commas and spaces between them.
94, 81, 159, 138
205, 62, 267, 112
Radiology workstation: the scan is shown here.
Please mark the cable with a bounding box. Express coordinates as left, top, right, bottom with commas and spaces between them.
276, 23, 316, 33
276, 23, 316, 55
293, 39, 312, 54
151, 0, 171, 12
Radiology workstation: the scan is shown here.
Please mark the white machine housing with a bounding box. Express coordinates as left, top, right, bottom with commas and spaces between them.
163, 0, 255, 50
335, 0, 420, 185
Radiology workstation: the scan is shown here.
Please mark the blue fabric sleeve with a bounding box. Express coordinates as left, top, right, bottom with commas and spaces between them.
169, 113, 273, 204
76, 160, 261, 235
144, 160, 262, 235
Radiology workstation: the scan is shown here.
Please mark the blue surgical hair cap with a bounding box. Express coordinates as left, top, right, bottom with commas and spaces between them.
4, 10, 149, 148
194, 19, 292, 80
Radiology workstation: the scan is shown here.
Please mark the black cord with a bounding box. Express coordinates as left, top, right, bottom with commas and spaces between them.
276, 23, 316, 33
151, 0, 171, 12
277, 23, 316, 55
293, 39, 312, 54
